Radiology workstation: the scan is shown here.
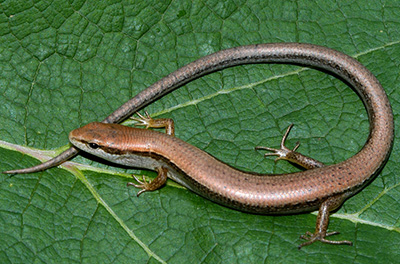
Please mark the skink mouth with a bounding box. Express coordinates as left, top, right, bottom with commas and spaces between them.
68, 136, 85, 151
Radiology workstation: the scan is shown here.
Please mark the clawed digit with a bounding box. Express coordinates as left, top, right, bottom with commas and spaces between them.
255, 124, 299, 162
131, 111, 154, 129
127, 175, 152, 197
298, 230, 352, 249
131, 111, 175, 136
127, 167, 169, 197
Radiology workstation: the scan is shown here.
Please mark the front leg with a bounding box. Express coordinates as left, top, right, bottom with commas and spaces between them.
128, 112, 173, 196
131, 111, 175, 136
127, 167, 169, 197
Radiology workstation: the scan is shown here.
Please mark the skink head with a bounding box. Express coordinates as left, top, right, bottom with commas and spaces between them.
69, 122, 131, 158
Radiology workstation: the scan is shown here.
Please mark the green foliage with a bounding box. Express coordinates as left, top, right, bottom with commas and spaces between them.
1, 0, 399, 263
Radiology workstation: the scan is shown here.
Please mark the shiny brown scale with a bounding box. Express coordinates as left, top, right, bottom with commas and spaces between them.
4, 43, 394, 248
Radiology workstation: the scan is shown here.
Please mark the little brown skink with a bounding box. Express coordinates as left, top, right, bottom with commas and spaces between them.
4, 43, 394, 248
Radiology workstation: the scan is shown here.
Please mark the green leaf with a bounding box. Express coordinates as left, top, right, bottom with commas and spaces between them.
1, 0, 400, 263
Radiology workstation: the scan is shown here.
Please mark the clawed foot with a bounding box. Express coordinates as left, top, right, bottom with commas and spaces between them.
131, 111, 175, 136
127, 167, 169, 197
131, 111, 154, 129
256, 124, 324, 169
255, 124, 299, 162
127, 175, 153, 197
298, 230, 353, 249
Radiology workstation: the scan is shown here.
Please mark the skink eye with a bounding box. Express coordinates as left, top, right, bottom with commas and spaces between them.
88, 143, 100, 149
